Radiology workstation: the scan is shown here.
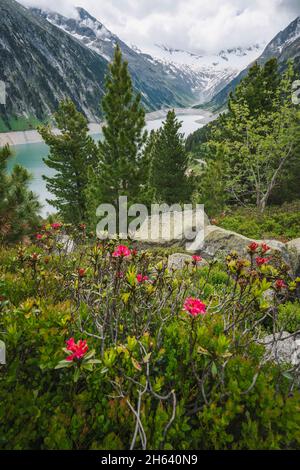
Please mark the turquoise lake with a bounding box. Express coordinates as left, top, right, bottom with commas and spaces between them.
7, 113, 203, 216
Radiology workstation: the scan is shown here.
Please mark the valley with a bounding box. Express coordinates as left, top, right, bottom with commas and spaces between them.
6, 109, 215, 215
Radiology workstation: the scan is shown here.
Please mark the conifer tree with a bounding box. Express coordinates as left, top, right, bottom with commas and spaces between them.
38, 99, 97, 224
149, 110, 191, 205
0, 145, 40, 243
87, 45, 147, 223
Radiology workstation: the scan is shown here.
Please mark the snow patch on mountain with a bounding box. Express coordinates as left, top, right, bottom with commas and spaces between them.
147, 43, 264, 72
32, 6, 265, 106
136, 43, 264, 103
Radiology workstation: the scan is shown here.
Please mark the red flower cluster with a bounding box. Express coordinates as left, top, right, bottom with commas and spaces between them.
51, 222, 63, 230
256, 257, 271, 267
136, 274, 149, 283
192, 255, 202, 265
78, 268, 86, 278
261, 243, 271, 254
248, 242, 271, 254
112, 245, 131, 258
275, 279, 287, 290
248, 242, 259, 253
183, 297, 207, 317
65, 338, 88, 362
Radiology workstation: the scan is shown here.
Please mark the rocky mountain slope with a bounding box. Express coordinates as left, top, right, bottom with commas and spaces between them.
145, 43, 264, 103
30, 7, 196, 111
207, 16, 300, 110
0, 0, 108, 130
0, 1, 276, 131
0, 1, 196, 131
35, 7, 262, 106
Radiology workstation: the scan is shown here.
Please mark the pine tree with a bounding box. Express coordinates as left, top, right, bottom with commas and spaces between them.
149, 110, 191, 205
38, 99, 97, 224
0, 145, 40, 243
86, 45, 147, 224
139, 130, 158, 207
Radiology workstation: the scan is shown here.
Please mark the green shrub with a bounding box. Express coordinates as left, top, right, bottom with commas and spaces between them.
1, 227, 300, 450
277, 301, 300, 333
217, 202, 300, 241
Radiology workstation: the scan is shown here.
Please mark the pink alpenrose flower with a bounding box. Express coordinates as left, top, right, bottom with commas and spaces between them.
183, 297, 207, 317
256, 257, 271, 267
261, 243, 271, 254
65, 338, 88, 362
248, 242, 259, 253
78, 268, 86, 278
51, 222, 63, 230
275, 279, 287, 290
136, 274, 149, 283
112, 245, 131, 258
192, 255, 202, 265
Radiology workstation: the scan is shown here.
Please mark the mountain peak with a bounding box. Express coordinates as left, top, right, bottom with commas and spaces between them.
75, 7, 95, 21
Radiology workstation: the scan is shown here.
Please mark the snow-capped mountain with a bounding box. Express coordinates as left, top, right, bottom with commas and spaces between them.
149, 43, 263, 71
31, 7, 263, 105
209, 16, 300, 110
31, 7, 196, 110
140, 43, 264, 103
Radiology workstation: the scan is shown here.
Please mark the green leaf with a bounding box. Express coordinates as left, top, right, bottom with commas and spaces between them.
55, 360, 73, 370
211, 362, 218, 377
86, 359, 102, 365
131, 357, 142, 371
73, 367, 81, 383
84, 349, 96, 360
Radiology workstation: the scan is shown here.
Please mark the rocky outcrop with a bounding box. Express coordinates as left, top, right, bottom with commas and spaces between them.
286, 239, 300, 276
131, 210, 299, 274
189, 225, 291, 262
133, 208, 209, 247
261, 332, 300, 366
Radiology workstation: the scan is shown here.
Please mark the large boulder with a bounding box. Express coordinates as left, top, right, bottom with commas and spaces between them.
286, 238, 300, 276
187, 225, 290, 262
132, 208, 209, 249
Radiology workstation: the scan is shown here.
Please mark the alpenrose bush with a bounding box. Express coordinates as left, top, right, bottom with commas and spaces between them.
1, 224, 300, 450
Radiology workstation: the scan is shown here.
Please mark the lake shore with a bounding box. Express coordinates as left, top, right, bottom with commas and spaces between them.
0, 108, 216, 147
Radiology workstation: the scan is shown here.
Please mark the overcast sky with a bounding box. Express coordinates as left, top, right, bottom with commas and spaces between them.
20, 0, 300, 54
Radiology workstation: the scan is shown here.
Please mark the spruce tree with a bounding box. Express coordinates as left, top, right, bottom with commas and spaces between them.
149, 110, 191, 205
38, 99, 97, 224
86, 44, 147, 224
0, 145, 40, 243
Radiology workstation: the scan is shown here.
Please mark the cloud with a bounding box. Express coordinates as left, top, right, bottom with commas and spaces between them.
20, 0, 300, 54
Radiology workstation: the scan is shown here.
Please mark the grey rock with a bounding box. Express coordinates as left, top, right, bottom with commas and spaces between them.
168, 253, 208, 271
191, 225, 290, 262
286, 238, 300, 276
55, 235, 76, 254
0, 340, 5, 365
133, 208, 209, 249
262, 332, 300, 366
